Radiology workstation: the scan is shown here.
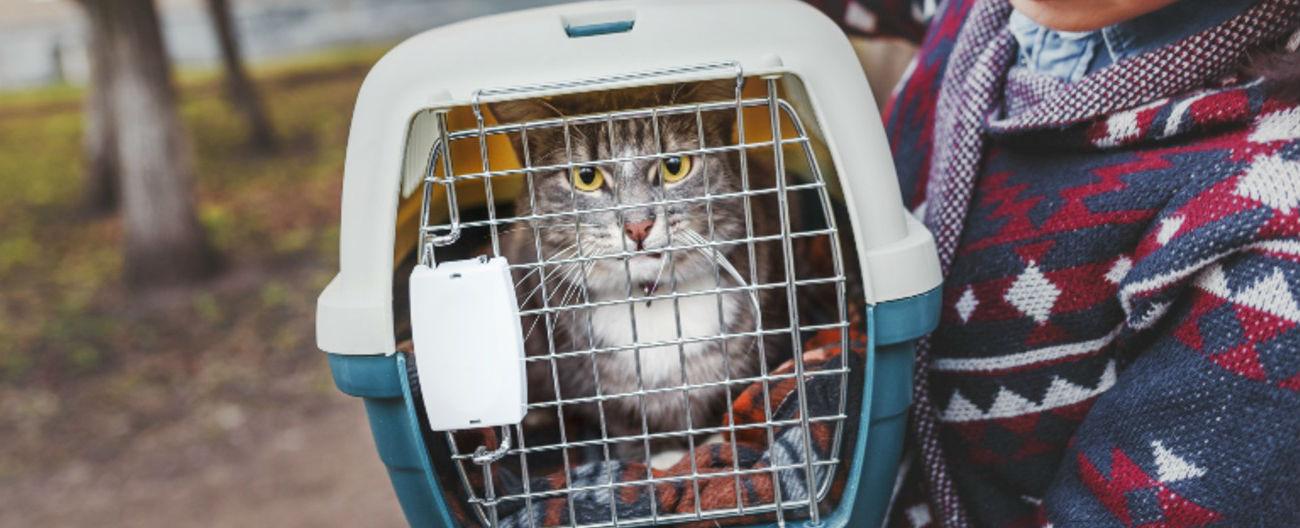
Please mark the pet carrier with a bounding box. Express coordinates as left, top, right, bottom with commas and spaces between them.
317, 1, 942, 526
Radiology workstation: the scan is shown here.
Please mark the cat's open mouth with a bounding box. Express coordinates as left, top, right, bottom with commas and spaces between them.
628, 251, 662, 264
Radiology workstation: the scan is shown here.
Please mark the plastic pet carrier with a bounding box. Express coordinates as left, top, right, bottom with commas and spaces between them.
317, 1, 942, 526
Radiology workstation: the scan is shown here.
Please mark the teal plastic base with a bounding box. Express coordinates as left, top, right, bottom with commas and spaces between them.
329, 286, 940, 528
330, 353, 457, 527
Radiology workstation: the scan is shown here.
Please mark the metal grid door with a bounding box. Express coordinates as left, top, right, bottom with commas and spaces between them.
415, 64, 852, 527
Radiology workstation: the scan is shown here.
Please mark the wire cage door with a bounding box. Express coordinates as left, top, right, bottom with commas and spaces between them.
414, 63, 855, 528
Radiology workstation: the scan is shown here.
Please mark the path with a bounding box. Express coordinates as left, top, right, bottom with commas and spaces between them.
0, 392, 406, 527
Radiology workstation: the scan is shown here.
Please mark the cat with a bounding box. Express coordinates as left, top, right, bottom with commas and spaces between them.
490, 81, 791, 461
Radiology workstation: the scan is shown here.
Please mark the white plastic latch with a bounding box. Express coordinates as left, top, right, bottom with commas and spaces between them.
410, 256, 527, 431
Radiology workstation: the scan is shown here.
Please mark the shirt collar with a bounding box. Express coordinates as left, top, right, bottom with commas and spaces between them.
1010, 0, 1259, 83
1009, 10, 1100, 82
1101, 0, 1259, 63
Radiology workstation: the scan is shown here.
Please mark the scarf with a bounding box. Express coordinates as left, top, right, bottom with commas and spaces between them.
912, 1, 1300, 525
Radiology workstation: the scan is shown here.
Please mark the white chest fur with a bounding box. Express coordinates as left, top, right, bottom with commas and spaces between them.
588, 277, 741, 388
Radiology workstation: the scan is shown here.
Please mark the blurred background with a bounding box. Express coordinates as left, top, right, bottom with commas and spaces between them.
0, 1, 913, 525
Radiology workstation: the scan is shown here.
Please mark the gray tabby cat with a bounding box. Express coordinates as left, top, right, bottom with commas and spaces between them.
491, 82, 790, 460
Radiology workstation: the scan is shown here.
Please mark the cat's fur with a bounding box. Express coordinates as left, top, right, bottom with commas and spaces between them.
491, 82, 790, 458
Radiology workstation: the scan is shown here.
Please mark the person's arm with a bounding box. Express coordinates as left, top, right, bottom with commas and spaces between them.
804, 0, 935, 43
1039, 145, 1300, 525
1043, 251, 1300, 525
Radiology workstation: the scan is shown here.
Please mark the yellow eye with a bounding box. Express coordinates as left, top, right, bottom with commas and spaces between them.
660, 155, 693, 183
571, 166, 604, 192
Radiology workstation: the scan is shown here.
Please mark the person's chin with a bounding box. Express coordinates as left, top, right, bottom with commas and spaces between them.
1009, 0, 1178, 32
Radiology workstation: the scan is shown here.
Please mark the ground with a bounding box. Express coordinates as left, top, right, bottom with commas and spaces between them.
0, 393, 403, 527
0, 47, 404, 526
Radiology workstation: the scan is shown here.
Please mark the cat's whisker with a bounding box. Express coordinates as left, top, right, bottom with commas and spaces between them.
495, 224, 580, 243
514, 243, 577, 283
562, 248, 607, 306
521, 262, 583, 343
518, 267, 570, 308
557, 262, 591, 306
516, 246, 588, 346
521, 314, 544, 344
647, 247, 671, 302
533, 222, 603, 231
545, 267, 579, 306
514, 246, 579, 307
680, 229, 761, 318
525, 270, 583, 343
556, 284, 582, 315
537, 260, 580, 307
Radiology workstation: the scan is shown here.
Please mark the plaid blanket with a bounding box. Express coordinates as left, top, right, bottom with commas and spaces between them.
410, 325, 870, 527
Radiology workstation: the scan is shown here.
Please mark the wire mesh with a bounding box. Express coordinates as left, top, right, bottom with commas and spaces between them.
414, 69, 852, 527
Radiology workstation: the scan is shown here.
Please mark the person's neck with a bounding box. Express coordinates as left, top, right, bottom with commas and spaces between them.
1010, 0, 1259, 82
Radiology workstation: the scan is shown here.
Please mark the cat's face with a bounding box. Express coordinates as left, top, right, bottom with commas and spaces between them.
493, 83, 748, 295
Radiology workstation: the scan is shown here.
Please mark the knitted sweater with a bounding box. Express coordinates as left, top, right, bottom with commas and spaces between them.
811, 1, 1300, 526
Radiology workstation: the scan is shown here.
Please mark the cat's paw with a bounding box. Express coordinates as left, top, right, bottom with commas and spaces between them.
649, 448, 688, 470
647, 434, 725, 470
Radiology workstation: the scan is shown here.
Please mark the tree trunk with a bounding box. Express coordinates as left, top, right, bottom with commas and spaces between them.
78, 0, 218, 287
205, 0, 277, 152
81, 8, 118, 215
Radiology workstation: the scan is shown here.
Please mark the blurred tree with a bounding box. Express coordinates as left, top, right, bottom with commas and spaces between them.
75, 0, 218, 287
81, 14, 118, 215
205, 0, 278, 152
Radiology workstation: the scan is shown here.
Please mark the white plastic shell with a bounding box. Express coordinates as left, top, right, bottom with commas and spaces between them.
316, 0, 942, 355
409, 257, 527, 430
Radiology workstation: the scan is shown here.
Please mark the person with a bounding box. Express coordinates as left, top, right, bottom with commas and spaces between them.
807, 0, 1300, 526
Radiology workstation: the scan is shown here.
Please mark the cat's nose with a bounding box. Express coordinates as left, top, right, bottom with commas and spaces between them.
623, 219, 655, 249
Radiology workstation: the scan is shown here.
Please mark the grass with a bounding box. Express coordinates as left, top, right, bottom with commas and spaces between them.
0, 45, 386, 478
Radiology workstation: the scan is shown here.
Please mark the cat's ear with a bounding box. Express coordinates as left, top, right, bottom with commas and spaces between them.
669, 80, 738, 138
488, 98, 563, 124
667, 80, 738, 105
489, 98, 566, 169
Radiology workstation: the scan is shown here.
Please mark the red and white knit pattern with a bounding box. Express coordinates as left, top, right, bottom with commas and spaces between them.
907, 0, 1300, 526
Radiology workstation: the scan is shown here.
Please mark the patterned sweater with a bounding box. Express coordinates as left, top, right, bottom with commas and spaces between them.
811, 0, 1300, 526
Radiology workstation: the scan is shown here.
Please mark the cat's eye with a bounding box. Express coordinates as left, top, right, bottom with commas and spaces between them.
660, 155, 693, 183
571, 166, 605, 192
